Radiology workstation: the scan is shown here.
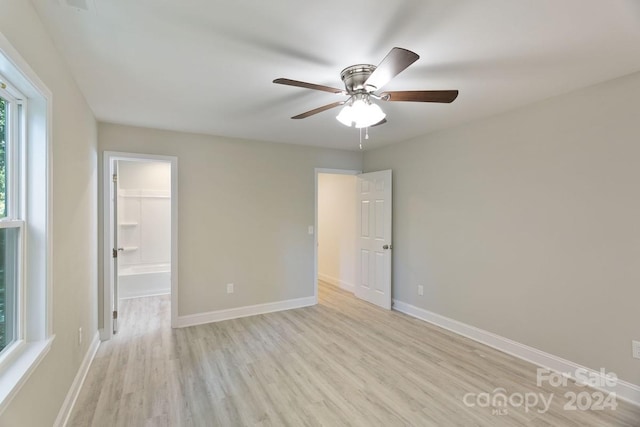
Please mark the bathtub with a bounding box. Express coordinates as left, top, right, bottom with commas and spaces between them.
118, 263, 171, 299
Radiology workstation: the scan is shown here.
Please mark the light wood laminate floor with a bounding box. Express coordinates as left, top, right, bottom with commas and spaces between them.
69, 283, 640, 426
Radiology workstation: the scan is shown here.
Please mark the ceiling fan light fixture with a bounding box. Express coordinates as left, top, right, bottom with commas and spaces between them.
356, 102, 386, 128
336, 104, 354, 127
275, 47, 458, 136
336, 97, 386, 128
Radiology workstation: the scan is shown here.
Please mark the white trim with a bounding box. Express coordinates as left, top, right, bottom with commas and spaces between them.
53, 332, 100, 427
175, 296, 316, 328
0, 33, 52, 100
0, 337, 54, 414
392, 299, 640, 407
313, 168, 361, 304
102, 152, 178, 340
318, 273, 355, 293
0, 31, 54, 412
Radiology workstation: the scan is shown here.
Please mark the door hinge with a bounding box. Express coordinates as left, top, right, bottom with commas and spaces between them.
112, 248, 118, 258
112, 173, 117, 183
113, 310, 118, 320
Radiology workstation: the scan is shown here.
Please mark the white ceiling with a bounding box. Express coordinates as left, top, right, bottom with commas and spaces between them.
32, 0, 640, 150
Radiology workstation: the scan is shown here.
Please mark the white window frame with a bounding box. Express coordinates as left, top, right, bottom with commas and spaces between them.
0, 80, 26, 359
0, 32, 53, 414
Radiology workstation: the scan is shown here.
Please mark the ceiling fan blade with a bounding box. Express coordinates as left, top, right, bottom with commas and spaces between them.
273, 78, 345, 94
382, 90, 459, 103
364, 47, 419, 91
371, 118, 387, 127
291, 101, 345, 119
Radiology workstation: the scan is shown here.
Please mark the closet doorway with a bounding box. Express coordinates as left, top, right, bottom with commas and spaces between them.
315, 170, 359, 296
314, 168, 393, 309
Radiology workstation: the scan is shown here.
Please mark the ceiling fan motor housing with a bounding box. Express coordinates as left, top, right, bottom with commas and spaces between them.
340, 64, 377, 94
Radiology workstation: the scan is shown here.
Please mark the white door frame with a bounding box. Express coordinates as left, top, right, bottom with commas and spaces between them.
102, 151, 179, 340
314, 168, 361, 302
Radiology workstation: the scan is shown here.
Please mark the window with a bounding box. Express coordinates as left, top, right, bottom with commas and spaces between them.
0, 85, 24, 354
0, 34, 52, 410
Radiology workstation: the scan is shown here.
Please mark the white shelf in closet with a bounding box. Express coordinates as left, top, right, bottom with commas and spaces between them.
120, 247, 138, 252
119, 222, 138, 227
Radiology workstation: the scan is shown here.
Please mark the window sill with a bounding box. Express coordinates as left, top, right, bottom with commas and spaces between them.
0, 336, 55, 414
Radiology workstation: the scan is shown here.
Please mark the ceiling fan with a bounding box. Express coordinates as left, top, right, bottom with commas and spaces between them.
273, 47, 458, 129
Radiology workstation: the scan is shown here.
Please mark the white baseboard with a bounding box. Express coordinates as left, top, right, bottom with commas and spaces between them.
318, 273, 355, 293
393, 299, 640, 407
54, 331, 101, 427
175, 296, 317, 328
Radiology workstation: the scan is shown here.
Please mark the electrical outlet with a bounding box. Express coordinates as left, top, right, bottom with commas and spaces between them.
417, 285, 424, 296
633, 340, 640, 359
227, 283, 234, 294
78, 327, 83, 346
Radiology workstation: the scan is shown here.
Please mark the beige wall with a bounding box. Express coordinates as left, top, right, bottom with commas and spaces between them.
98, 123, 362, 317
0, 1, 98, 426
364, 71, 640, 385
318, 173, 357, 289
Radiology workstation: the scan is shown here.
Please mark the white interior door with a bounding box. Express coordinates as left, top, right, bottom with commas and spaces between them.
111, 160, 120, 333
356, 170, 392, 309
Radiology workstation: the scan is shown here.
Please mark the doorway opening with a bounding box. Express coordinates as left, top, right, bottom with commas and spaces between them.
102, 152, 178, 340
314, 168, 393, 309
316, 170, 359, 297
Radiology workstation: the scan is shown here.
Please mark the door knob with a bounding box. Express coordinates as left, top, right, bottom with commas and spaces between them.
383, 244, 392, 250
